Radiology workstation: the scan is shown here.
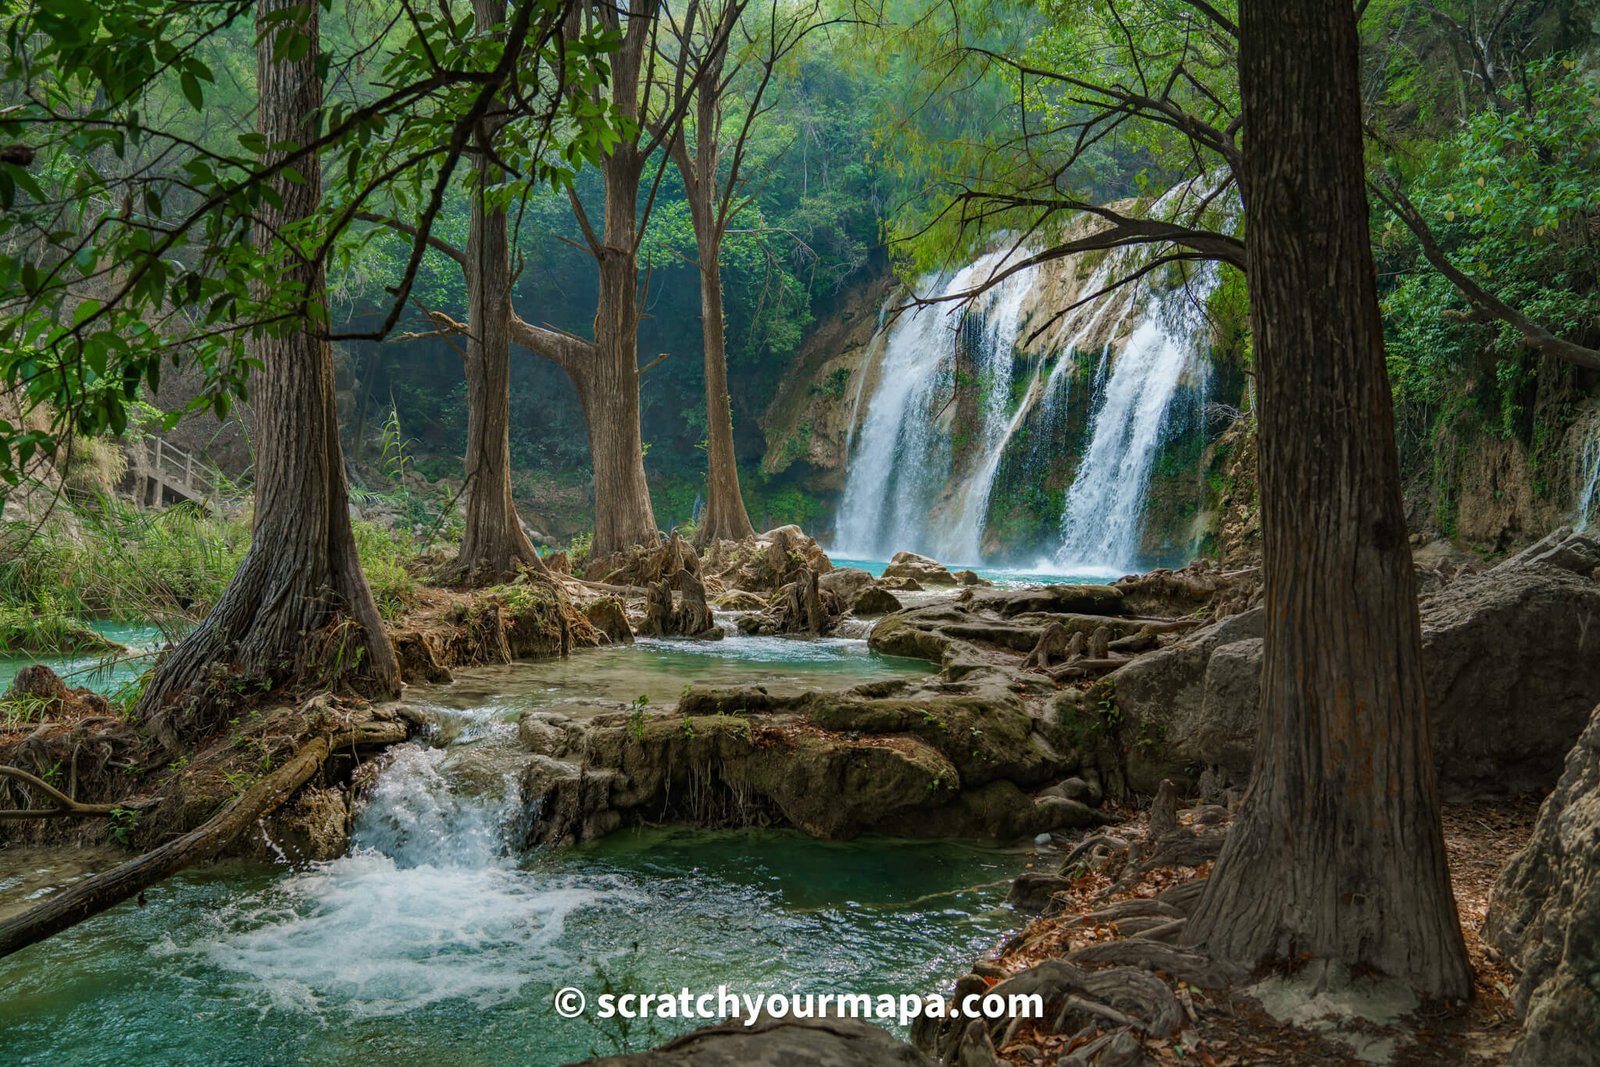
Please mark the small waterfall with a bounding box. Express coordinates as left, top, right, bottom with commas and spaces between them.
1577, 412, 1600, 532
1053, 266, 1218, 575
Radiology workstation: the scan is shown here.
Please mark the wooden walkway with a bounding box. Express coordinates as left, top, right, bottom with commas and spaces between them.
128, 437, 216, 509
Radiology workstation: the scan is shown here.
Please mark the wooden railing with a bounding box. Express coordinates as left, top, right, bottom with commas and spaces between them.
129, 437, 216, 509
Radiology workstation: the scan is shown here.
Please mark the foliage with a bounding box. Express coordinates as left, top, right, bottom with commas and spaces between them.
0, 0, 620, 486
1380, 58, 1600, 436
0, 492, 249, 626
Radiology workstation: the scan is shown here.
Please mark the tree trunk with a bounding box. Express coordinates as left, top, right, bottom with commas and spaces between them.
455, 0, 546, 586
1182, 0, 1471, 999
692, 224, 756, 545
577, 145, 659, 560
135, 0, 400, 748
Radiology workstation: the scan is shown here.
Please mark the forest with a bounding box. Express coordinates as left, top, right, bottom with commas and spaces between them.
1, 1, 1599, 1064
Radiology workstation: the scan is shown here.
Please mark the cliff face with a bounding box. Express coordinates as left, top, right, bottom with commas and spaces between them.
760, 273, 896, 495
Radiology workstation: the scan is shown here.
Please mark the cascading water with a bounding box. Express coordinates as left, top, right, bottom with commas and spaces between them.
832, 199, 1223, 573
1576, 411, 1600, 532
1052, 267, 1217, 575
0, 638, 1023, 1063
832, 249, 1039, 563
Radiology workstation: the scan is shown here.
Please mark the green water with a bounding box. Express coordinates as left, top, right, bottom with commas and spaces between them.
406, 631, 930, 742
0, 621, 170, 695
832, 557, 1109, 588
0, 826, 1023, 1065
0, 630, 1019, 1066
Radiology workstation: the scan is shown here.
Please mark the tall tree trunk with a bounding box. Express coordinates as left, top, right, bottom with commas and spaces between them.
582, 161, 658, 557
455, 0, 546, 585
693, 244, 755, 544
1182, 0, 1471, 998
136, 0, 400, 748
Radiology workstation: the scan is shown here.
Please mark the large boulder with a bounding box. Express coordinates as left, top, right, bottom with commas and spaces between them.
1111, 531, 1600, 799
882, 551, 958, 586
851, 587, 904, 616
519, 681, 1080, 844
1486, 702, 1600, 1066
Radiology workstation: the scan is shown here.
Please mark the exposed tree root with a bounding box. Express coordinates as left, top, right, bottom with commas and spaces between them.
0, 766, 154, 820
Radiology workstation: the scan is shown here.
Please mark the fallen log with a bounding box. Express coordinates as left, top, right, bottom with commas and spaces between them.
0, 718, 406, 959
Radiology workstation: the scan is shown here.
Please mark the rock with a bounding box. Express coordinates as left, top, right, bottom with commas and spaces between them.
882, 551, 958, 586
1421, 539, 1600, 797
586, 597, 634, 645
574, 1016, 934, 1066
879, 576, 925, 592
966, 584, 1125, 618
1192, 638, 1263, 775
851, 587, 903, 616
1041, 776, 1101, 806
818, 567, 875, 603
1033, 794, 1114, 830
1110, 531, 1600, 799
252, 785, 349, 863
954, 570, 992, 587
868, 613, 952, 662
518, 681, 1078, 844
1087, 625, 1110, 660
1486, 702, 1600, 1067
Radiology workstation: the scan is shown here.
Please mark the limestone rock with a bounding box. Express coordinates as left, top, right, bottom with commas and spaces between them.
818, 566, 875, 604
1486, 701, 1600, 1067
851, 586, 903, 616
882, 551, 958, 586
252, 785, 349, 863
1110, 531, 1600, 798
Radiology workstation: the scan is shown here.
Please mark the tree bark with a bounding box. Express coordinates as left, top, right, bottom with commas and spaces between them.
135, 0, 400, 748
507, 0, 661, 562
455, 0, 547, 585
661, 0, 757, 546
1182, 0, 1471, 999
688, 188, 756, 545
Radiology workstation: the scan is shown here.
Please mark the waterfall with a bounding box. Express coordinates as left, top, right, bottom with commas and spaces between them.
1053, 266, 1218, 575
1577, 412, 1600, 532
832, 184, 1229, 571
831, 249, 1039, 562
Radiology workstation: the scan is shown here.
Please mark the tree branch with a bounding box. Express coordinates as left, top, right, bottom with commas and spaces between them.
1372, 175, 1600, 372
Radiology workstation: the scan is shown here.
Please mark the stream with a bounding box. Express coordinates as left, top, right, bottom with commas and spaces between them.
0, 627, 1030, 1065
